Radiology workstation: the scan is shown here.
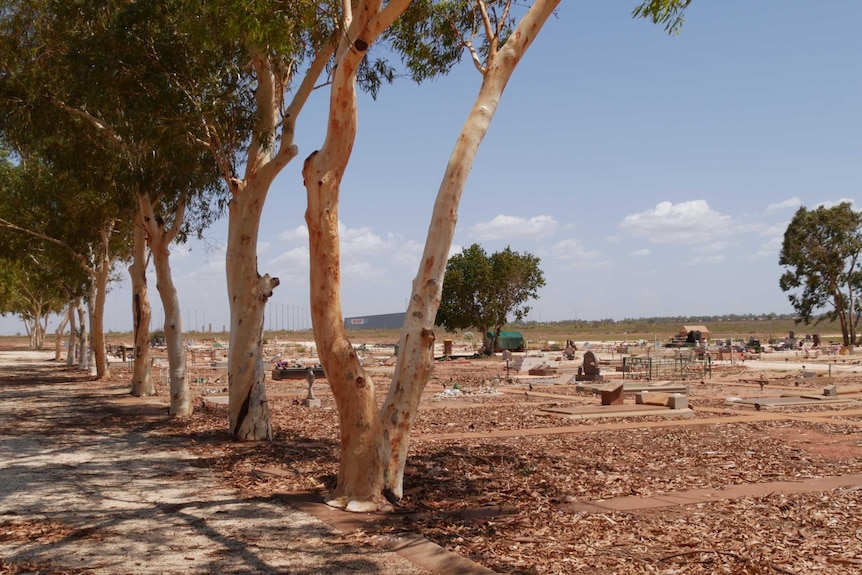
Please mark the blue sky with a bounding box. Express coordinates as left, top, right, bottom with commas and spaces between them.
3, 1, 861, 336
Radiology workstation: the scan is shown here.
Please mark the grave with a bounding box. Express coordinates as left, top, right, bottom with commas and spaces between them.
301, 366, 321, 408
576, 380, 689, 395
597, 380, 624, 405
528, 363, 557, 376
636, 391, 688, 410
574, 351, 602, 382
536, 402, 694, 421
272, 365, 325, 380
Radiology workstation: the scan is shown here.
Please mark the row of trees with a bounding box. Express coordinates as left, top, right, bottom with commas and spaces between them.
0, 1, 691, 509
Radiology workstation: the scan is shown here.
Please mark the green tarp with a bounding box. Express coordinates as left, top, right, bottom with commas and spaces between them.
488, 330, 525, 352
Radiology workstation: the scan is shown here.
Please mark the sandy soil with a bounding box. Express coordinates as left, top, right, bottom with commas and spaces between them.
6, 343, 862, 574
0, 350, 433, 575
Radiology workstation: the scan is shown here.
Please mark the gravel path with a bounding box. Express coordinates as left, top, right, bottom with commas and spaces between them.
0, 351, 432, 574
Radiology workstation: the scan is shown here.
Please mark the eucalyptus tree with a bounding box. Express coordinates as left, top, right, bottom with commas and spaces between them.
779, 202, 862, 347
162, 0, 406, 440
0, 1, 141, 378
0, 258, 63, 348
0, 0, 227, 405
181, 1, 333, 440
302, 0, 693, 510
301, 0, 558, 511
377, 0, 692, 504
436, 244, 545, 354
0, 138, 132, 377
51, 0, 230, 408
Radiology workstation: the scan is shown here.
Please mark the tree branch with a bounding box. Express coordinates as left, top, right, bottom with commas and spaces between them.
0, 218, 95, 276
53, 99, 138, 157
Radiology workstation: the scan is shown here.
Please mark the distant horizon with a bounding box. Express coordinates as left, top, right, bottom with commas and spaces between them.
0, 309, 824, 339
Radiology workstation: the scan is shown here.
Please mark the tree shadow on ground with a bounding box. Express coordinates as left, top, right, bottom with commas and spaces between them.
0, 356, 396, 574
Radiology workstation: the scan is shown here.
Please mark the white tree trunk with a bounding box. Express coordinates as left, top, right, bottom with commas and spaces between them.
34, 306, 46, 350
23, 300, 45, 350
305, 164, 384, 511
214, 24, 329, 440
303, 0, 413, 511
129, 214, 153, 396
77, 299, 88, 371
54, 311, 70, 361
155, 250, 189, 416
66, 301, 77, 366
90, 225, 113, 379
39, 312, 49, 350
87, 286, 98, 377
379, 0, 561, 500
141, 194, 191, 417
226, 179, 277, 441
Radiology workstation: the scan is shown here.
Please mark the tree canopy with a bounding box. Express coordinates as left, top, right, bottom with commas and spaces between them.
436, 243, 545, 353
779, 202, 862, 347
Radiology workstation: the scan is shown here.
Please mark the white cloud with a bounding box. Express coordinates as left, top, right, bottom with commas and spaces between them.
685, 254, 726, 266
268, 221, 425, 290
766, 197, 801, 213
390, 240, 424, 268
549, 239, 610, 269
628, 248, 650, 257
266, 246, 309, 269
470, 214, 557, 241
340, 224, 391, 256
758, 222, 788, 237
751, 235, 784, 260
278, 225, 309, 243
619, 200, 733, 244
551, 238, 601, 260
168, 243, 192, 260
695, 241, 731, 253
343, 261, 388, 283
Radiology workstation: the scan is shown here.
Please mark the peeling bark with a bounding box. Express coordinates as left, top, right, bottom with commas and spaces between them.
305, 160, 384, 510
378, 0, 561, 500
140, 194, 190, 416
219, 36, 327, 440
303, 0, 413, 511
226, 179, 277, 441
129, 213, 154, 396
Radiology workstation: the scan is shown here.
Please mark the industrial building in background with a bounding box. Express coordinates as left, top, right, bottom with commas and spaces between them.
343, 312, 406, 330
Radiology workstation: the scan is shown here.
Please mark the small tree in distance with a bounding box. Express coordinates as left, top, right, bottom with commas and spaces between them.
779, 202, 862, 347
436, 244, 545, 354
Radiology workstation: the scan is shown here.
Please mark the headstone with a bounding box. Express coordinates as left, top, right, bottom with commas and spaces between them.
575, 350, 602, 381
599, 380, 624, 405
302, 366, 321, 407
